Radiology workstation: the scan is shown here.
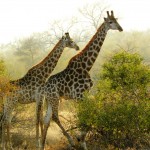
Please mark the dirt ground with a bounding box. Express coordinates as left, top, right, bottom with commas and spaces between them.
3, 101, 78, 150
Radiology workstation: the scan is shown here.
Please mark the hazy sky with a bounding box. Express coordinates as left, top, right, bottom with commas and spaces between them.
0, 0, 150, 44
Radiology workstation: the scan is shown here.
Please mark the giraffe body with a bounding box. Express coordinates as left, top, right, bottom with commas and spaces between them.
45, 67, 93, 99
0, 33, 79, 149
38, 11, 123, 150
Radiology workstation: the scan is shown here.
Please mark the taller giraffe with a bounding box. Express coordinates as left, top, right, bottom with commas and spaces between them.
38, 11, 123, 150
1, 32, 79, 149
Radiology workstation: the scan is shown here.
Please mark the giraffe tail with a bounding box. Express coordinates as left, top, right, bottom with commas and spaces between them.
0, 104, 5, 125
0, 112, 5, 135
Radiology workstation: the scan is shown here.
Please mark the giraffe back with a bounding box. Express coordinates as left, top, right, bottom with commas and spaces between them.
44, 67, 93, 100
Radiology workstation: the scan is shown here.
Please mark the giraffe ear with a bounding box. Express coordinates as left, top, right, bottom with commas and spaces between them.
62, 36, 65, 39
104, 17, 107, 21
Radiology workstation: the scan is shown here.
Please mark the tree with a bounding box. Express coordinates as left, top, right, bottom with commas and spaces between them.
79, 1, 108, 30
77, 51, 150, 149
0, 60, 16, 110
13, 33, 50, 69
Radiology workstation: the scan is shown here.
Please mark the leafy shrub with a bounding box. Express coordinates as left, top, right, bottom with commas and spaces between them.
77, 51, 150, 149
0, 60, 17, 112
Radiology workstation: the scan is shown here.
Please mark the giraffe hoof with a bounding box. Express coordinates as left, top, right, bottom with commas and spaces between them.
67, 144, 76, 150
76, 135, 81, 142
70, 147, 76, 150
76, 136, 81, 142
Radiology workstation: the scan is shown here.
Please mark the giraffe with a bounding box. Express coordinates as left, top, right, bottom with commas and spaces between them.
0, 32, 79, 149
37, 10, 123, 150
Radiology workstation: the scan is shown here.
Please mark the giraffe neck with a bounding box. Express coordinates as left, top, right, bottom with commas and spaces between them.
18, 40, 65, 84
69, 22, 108, 72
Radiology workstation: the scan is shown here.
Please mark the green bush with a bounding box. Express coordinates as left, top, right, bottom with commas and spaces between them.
0, 60, 15, 108
77, 51, 150, 149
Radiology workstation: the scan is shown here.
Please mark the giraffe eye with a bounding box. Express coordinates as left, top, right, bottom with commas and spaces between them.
109, 21, 113, 24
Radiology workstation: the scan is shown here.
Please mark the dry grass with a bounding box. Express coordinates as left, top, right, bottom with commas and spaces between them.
0, 101, 77, 150
1, 101, 144, 150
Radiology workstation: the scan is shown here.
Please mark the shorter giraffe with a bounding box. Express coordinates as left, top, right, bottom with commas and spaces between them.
37, 10, 123, 150
0, 33, 79, 150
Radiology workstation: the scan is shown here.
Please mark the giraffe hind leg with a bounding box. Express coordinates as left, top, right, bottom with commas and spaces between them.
1, 123, 5, 150
40, 104, 44, 140
52, 112, 75, 148
3, 122, 13, 150
76, 131, 88, 150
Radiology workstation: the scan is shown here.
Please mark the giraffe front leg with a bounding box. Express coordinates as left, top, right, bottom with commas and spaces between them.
41, 101, 52, 150
36, 96, 44, 149
36, 103, 41, 148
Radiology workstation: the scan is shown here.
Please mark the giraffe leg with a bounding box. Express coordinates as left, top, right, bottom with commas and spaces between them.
4, 123, 9, 150
6, 123, 10, 149
40, 104, 44, 137
52, 105, 75, 148
36, 103, 41, 148
1, 113, 8, 150
1, 123, 6, 150
39, 101, 44, 149
36, 97, 44, 148
6, 122, 14, 150
53, 116, 75, 149
41, 101, 52, 150
76, 130, 88, 150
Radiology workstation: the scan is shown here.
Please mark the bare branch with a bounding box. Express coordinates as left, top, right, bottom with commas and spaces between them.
79, 2, 109, 30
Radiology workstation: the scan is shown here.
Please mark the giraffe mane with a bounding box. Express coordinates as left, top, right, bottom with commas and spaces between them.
68, 22, 105, 64
28, 40, 62, 71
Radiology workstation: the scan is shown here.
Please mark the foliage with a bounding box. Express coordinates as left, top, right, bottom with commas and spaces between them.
13, 32, 50, 68
77, 51, 150, 149
0, 60, 16, 107
0, 60, 7, 113
0, 60, 9, 96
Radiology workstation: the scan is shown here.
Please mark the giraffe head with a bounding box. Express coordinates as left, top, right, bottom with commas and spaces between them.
62, 32, 80, 50
104, 11, 123, 32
